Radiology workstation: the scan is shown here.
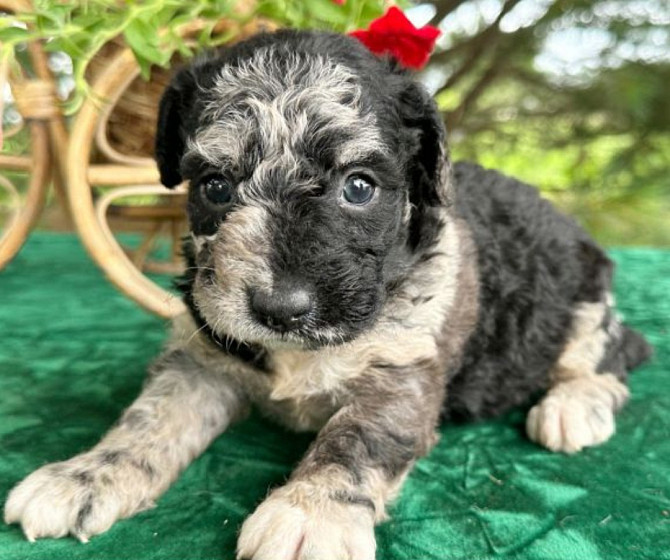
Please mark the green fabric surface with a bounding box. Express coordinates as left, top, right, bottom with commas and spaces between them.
1, 233, 669, 560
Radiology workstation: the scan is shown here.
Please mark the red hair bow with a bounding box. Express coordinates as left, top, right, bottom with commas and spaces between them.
349, 6, 441, 70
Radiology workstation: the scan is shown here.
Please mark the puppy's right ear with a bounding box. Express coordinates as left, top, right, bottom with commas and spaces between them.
155, 67, 197, 188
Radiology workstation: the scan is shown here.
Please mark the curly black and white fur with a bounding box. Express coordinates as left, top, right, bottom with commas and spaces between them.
5, 30, 651, 559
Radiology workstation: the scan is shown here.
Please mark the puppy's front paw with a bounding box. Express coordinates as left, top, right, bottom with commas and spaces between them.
526, 374, 629, 453
4, 453, 151, 542
237, 483, 376, 560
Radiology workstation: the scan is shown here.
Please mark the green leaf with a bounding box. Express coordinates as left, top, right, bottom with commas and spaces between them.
32, 8, 67, 29
197, 21, 217, 47
123, 18, 164, 67
357, 1, 385, 26
0, 26, 30, 43
257, 0, 305, 27
303, 0, 349, 26
175, 40, 193, 59
134, 53, 153, 80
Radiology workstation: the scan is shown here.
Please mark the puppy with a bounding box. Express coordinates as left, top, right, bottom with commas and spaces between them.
5, 30, 651, 559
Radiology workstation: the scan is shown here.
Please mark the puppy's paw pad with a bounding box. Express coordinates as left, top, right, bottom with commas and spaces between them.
526, 378, 624, 453
4, 458, 123, 542
237, 486, 376, 560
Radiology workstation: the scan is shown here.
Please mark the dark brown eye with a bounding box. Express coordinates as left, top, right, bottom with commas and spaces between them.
201, 176, 232, 205
343, 175, 375, 205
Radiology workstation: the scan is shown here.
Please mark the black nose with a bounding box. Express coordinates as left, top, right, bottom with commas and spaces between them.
250, 282, 314, 332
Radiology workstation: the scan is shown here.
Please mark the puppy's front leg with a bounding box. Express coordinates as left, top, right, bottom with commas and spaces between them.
4, 349, 247, 542
238, 365, 443, 560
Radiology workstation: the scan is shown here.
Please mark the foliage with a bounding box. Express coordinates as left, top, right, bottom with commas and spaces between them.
0, 0, 385, 113
428, 0, 670, 245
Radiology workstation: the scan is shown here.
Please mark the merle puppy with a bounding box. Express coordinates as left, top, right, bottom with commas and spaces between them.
5, 30, 651, 559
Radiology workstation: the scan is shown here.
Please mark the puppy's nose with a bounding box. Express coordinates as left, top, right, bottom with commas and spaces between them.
250, 282, 314, 332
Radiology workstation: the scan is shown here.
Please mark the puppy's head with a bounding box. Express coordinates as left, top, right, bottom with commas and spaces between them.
156, 30, 449, 349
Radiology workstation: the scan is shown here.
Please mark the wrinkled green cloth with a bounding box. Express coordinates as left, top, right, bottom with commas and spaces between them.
0, 233, 668, 560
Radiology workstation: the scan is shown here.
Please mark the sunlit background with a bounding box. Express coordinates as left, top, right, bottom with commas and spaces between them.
409, 0, 669, 246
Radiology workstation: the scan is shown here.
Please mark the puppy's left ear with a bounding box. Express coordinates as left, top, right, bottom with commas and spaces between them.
396, 78, 451, 208
155, 67, 197, 188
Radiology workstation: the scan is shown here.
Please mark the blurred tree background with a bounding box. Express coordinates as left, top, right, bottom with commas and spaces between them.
414, 0, 669, 246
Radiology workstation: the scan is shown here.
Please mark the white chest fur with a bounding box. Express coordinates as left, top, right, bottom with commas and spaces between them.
268, 347, 367, 402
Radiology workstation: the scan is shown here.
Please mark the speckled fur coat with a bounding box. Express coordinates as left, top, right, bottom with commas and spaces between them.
5, 30, 651, 560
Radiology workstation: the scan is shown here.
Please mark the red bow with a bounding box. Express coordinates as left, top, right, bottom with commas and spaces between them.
349, 7, 441, 70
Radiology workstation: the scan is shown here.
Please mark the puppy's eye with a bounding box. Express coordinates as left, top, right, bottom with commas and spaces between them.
200, 176, 232, 206
342, 175, 375, 205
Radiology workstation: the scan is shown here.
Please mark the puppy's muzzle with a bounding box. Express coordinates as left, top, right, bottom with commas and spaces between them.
249, 280, 315, 333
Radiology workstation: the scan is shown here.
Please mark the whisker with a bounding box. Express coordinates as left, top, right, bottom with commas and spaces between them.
185, 323, 209, 345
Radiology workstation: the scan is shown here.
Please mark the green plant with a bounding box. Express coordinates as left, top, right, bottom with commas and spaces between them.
0, 0, 386, 113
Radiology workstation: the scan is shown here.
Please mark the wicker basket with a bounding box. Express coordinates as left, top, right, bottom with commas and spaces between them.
89, 39, 176, 160
90, 15, 276, 160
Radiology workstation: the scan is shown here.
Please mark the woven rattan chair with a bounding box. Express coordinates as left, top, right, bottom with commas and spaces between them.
2, 0, 270, 318
0, 0, 67, 270
67, 40, 189, 318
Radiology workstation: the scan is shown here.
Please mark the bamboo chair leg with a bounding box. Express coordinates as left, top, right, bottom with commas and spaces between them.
69, 64, 188, 322
0, 1, 71, 268
0, 122, 51, 269
68, 46, 186, 317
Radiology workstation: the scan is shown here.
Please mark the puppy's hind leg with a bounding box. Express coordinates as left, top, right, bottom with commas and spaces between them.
526, 298, 630, 453
4, 348, 247, 542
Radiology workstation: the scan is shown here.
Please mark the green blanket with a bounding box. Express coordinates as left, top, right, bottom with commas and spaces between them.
1, 234, 668, 560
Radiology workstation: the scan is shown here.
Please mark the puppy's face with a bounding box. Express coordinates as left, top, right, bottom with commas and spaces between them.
156, 31, 448, 349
